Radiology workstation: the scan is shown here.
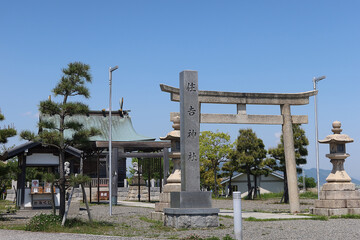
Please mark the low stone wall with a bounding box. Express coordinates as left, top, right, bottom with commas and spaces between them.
78, 186, 161, 202
124, 186, 160, 201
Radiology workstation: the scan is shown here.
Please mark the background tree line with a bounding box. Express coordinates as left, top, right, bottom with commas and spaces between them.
199, 124, 309, 201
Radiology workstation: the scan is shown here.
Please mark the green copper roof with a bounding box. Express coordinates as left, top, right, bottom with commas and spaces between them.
40, 111, 155, 142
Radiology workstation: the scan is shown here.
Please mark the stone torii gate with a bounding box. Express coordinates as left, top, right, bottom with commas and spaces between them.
161, 70, 317, 213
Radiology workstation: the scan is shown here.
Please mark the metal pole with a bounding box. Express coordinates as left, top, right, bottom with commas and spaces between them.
108, 65, 118, 216
313, 76, 325, 200
233, 191, 242, 240
314, 78, 320, 199
109, 67, 112, 215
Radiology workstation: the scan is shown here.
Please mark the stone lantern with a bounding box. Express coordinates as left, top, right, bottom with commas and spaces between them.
159, 113, 181, 191
313, 121, 360, 216
320, 121, 353, 182
151, 113, 181, 220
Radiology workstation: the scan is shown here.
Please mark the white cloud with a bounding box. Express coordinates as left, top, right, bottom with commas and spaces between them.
274, 132, 282, 144
22, 111, 39, 119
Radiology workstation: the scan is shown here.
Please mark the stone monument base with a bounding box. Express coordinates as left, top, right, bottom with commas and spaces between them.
312, 182, 360, 216
151, 183, 181, 221
163, 191, 219, 228
170, 191, 212, 208
164, 208, 219, 228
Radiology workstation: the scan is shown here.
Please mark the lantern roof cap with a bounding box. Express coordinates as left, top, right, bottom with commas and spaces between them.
160, 130, 180, 140
319, 121, 354, 144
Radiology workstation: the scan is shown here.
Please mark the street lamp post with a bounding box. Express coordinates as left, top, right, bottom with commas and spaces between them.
313, 75, 326, 200
109, 65, 118, 216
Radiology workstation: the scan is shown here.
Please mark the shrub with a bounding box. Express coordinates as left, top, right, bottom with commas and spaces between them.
182, 234, 232, 240
26, 213, 62, 231
222, 235, 235, 240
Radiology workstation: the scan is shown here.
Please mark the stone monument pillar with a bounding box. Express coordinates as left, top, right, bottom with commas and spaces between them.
163, 70, 219, 228
313, 121, 360, 216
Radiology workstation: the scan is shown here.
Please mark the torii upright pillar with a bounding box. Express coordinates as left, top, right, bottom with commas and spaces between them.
282, 104, 300, 213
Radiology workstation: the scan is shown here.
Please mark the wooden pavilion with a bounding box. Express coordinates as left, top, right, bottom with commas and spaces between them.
0, 110, 170, 207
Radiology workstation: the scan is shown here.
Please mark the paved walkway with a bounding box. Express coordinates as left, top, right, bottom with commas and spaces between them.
117, 200, 311, 219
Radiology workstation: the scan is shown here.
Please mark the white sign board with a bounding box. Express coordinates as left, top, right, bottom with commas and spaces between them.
26, 153, 59, 166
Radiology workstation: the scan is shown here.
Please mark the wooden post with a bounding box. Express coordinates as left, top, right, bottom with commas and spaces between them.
138, 158, 141, 202
97, 154, 100, 204
20, 155, 26, 209
89, 181, 92, 204
80, 183, 92, 222
62, 187, 75, 226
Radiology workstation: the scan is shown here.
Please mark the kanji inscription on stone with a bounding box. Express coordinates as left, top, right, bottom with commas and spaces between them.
180, 70, 200, 192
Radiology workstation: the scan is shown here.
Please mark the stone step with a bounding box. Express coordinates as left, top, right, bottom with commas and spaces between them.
319, 190, 360, 200
313, 207, 360, 216
315, 200, 346, 209
155, 202, 170, 212
321, 183, 355, 191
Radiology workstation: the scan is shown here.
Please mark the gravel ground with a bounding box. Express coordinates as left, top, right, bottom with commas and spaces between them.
1, 199, 360, 240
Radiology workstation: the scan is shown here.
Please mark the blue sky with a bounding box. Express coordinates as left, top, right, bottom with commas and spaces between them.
1, 1, 360, 179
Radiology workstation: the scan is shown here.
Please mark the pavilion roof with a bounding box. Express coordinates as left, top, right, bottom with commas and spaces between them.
40, 111, 155, 142
0, 141, 82, 161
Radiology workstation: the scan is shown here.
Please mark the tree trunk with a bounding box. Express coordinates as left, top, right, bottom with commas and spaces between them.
51, 182, 56, 215
246, 167, 252, 200
228, 172, 233, 197
213, 167, 218, 197
253, 175, 258, 199
59, 150, 66, 218
281, 169, 289, 203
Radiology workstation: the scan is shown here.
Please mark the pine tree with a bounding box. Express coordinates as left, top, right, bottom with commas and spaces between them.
235, 129, 274, 199
221, 149, 239, 196
21, 62, 98, 217
0, 111, 16, 144
268, 124, 309, 203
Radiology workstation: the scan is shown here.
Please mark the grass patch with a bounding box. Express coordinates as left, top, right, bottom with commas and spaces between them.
0, 200, 17, 216
181, 234, 235, 240
139, 216, 171, 231
213, 191, 317, 201
252, 209, 273, 213
212, 195, 233, 200
26, 214, 62, 231
24, 213, 116, 235
255, 192, 283, 200
245, 215, 328, 222
330, 214, 360, 219
299, 191, 318, 199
